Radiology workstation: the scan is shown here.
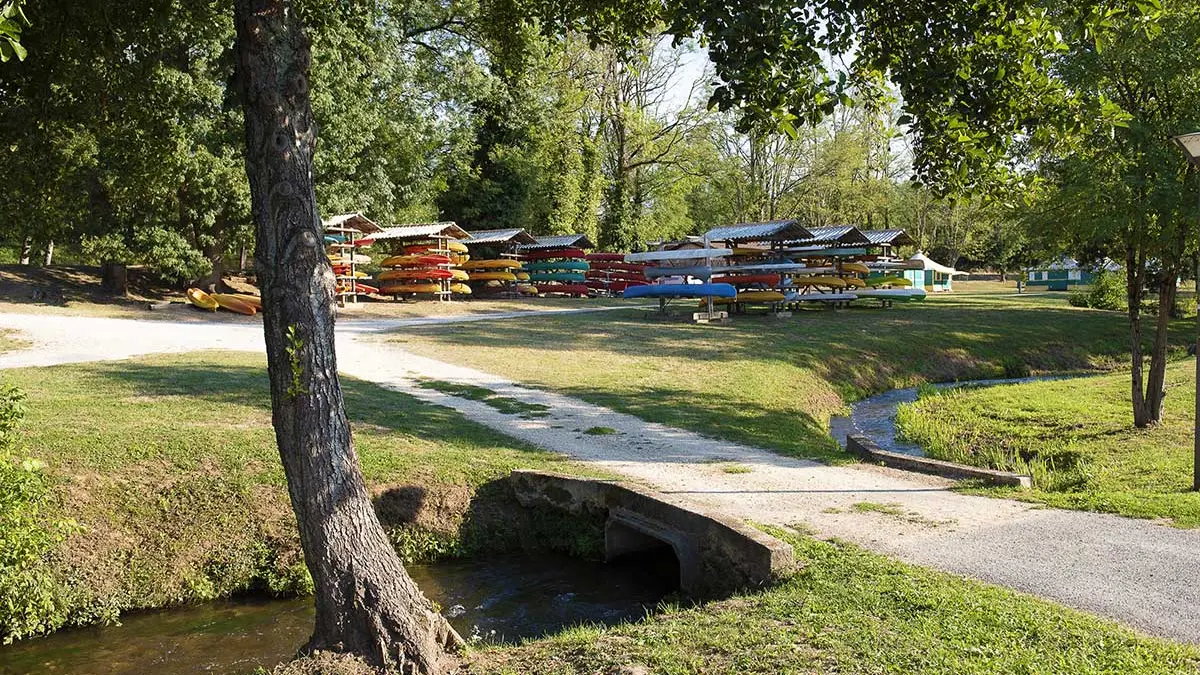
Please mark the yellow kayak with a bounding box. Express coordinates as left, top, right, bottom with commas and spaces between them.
381, 283, 441, 294
449, 283, 472, 295
461, 259, 522, 271
450, 269, 469, 281
842, 262, 870, 274
515, 272, 531, 281
700, 291, 786, 305
210, 293, 257, 316
516, 284, 539, 296
186, 288, 218, 311
842, 277, 866, 288
793, 276, 847, 288
468, 271, 517, 282
450, 254, 470, 265
229, 293, 263, 310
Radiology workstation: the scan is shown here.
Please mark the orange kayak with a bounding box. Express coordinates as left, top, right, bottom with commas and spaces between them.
210, 293, 258, 316
228, 294, 263, 310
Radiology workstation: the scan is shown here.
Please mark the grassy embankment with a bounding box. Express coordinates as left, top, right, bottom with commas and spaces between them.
0, 351, 599, 641
897, 362, 1200, 526
393, 289, 1193, 464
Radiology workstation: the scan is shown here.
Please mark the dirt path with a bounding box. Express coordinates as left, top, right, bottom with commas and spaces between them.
2, 311, 1198, 644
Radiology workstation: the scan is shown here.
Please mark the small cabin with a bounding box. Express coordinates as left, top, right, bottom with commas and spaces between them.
904, 252, 965, 292
1025, 257, 1119, 291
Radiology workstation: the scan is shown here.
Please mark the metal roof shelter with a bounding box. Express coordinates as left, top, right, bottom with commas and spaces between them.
323, 213, 384, 234
786, 225, 871, 247
862, 229, 917, 247
463, 228, 538, 246
704, 220, 814, 244
368, 222, 471, 241
516, 234, 596, 251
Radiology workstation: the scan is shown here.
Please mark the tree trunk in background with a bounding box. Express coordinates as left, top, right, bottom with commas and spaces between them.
43, 241, 54, 266
1142, 272, 1177, 423
18, 237, 32, 265
232, 2, 461, 672
1127, 243, 1150, 427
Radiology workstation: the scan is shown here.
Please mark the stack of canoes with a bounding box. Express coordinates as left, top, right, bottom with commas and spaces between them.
378, 249, 455, 296
584, 253, 648, 295
462, 258, 527, 295
328, 250, 375, 297
522, 247, 589, 297
396, 241, 472, 296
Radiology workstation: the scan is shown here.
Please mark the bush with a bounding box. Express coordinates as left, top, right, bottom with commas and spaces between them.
82, 228, 212, 286
0, 384, 77, 643
1067, 270, 1126, 311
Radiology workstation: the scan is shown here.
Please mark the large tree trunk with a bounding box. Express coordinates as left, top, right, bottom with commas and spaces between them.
232, 2, 461, 673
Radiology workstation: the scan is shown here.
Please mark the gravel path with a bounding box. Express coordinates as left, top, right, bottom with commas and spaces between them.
2, 311, 1198, 644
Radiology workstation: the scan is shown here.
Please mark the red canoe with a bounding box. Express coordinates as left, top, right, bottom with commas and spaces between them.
587, 280, 647, 292
522, 248, 586, 261
586, 270, 647, 282
535, 283, 589, 296
585, 252, 626, 262
587, 261, 645, 273
712, 273, 781, 286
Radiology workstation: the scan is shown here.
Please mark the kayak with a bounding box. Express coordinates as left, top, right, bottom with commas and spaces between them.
843, 277, 866, 288
842, 262, 870, 274
449, 283, 472, 295
381, 283, 442, 294
856, 288, 926, 301
712, 273, 781, 286
229, 294, 263, 310
586, 270, 647, 282
793, 276, 847, 288
865, 275, 913, 287
528, 272, 586, 283
535, 284, 589, 296
379, 268, 454, 281
381, 254, 452, 267
623, 283, 737, 299
403, 242, 469, 255
646, 265, 712, 280
186, 288, 218, 311
516, 284, 539, 296
210, 293, 257, 316
461, 259, 522, 271
450, 269, 469, 281
587, 261, 645, 273
585, 253, 626, 262
625, 248, 731, 263
525, 260, 590, 272
586, 279, 648, 292
701, 291, 786, 305
468, 271, 517, 282
354, 283, 380, 294
522, 248, 586, 260
327, 253, 372, 265
785, 291, 859, 303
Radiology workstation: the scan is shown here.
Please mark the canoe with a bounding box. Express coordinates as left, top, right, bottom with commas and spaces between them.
355, 283, 380, 294
701, 291, 786, 305
449, 283, 472, 295
379, 268, 454, 281
712, 273, 781, 287
730, 247, 773, 257
646, 265, 712, 280
865, 275, 913, 287
793, 276, 847, 288
403, 242, 469, 254
380, 254, 452, 268
585, 253, 626, 262
516, 284, 539, 296
623, 283, 737, 299
450, 269, 469, 281
229, 294, 263, 310
586, 279, 648, 292
785, 291, 859, 303
522, 248, 586, 261
323, 234, 345, 244
327, 253, 372, 265
855, 288, 927, 302
528, 272, 586, 283
587, 261, 645, 273
515, 272, 531, 281
450, 254, 470, 265
535, 284, 589, 296
586, 270, 647, 282
461, 259, 522, 271
381, 283, 442, 294
625, 248, 731, 263
525, 260, 590, 272
186, 288, 219, 311
468, 271, 517, 282
210, 293, 257, 316
843, 277, 866, 288
842, 262, 871, 274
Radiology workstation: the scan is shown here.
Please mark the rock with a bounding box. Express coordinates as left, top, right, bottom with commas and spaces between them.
446, 604, 466, 619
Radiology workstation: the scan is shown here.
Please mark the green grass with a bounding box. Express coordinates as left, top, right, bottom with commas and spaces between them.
583, 426, 618, 436
896, 362, 1200, 526
416, 379, 552, 418
0, 352, 594, 639
394, 290, 1192, 463
468, 531, 1200, 674
0, 329, 29, 353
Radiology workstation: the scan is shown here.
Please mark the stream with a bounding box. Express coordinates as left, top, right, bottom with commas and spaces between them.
0, 552, 677, 675
828, 375, 1072, 456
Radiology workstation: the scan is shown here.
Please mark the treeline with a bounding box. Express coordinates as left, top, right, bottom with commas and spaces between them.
0, 0, 1025, 284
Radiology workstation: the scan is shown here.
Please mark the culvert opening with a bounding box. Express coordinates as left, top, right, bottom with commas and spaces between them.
605, 518, 683, 593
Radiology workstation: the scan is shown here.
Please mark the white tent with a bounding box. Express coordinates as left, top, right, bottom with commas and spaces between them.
906, 251, 967, 276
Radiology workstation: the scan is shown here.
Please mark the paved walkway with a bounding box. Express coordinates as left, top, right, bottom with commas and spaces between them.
1, 311, 1198, 643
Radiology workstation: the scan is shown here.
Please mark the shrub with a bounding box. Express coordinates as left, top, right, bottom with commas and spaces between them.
1066, 270, 1126, 311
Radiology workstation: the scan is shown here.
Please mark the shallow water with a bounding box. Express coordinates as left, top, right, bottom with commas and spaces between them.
0, 552, 676, 675
828, 376, 1071, 456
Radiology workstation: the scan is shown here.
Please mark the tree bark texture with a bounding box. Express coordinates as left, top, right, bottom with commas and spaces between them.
1127, 241, 1150, 427
232, 2, 461, 672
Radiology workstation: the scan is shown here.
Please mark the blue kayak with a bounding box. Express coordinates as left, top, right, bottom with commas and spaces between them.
624, 283, 737, 299
646, 265, 712, 279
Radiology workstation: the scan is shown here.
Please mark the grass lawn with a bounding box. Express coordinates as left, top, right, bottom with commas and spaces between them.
0, 351, 592, 640
467, 530, 1198, 675
896, 362, 1200, 526
393, 289, 1192, 463
0, 329, 29, 353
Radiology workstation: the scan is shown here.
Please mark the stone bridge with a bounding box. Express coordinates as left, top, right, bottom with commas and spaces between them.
509, 470, 797, 596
